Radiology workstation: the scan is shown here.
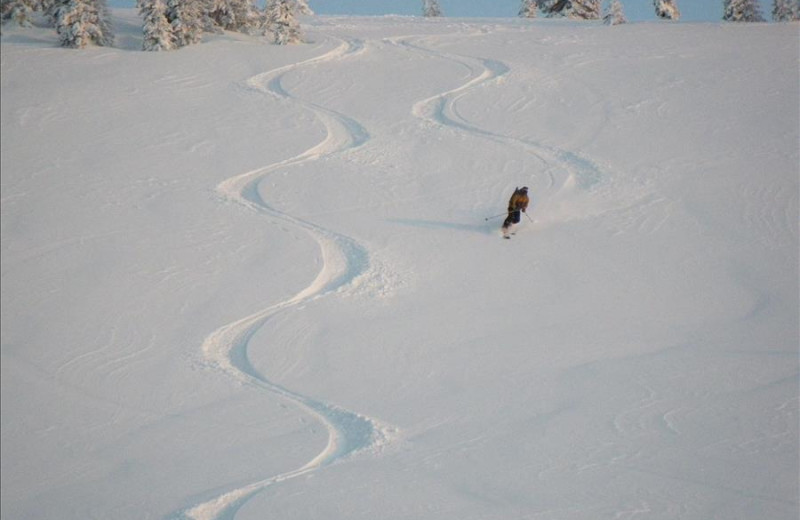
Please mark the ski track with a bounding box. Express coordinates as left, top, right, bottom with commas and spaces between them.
173, 36, 392, 520
390, 32, 657, 232
395, 34, 606, 196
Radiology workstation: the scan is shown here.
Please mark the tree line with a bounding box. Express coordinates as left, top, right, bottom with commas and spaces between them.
0, 0, 311, 48
431, 0, 798, 24
2, 0, 798, 50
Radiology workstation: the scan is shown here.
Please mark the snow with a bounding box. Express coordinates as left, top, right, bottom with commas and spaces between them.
2, 11, 799, 520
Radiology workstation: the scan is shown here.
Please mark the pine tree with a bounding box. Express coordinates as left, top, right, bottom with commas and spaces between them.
519, 0, 538, 17
295, 0, 311, 15
773, 0, 800, 21
422, 0, 442, 17
539, 0, 601, 19
571, 0, 601, 19
138, 0, 174, 50
52, 0, 114, 48
166, 0, 203, 47
654, 0, 680, 20
603, 0, 626, 24
206, 0, 257, 32
265, 0, 301, 44
723, 0, 766, 21
1, 0, 42, 26
540, 0, 567, 16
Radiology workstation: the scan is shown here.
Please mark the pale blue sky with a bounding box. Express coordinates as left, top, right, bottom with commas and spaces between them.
309, 0, 773, 22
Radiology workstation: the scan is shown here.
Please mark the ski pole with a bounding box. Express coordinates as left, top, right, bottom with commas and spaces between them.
485, 211, 533, 222
484, 212, 509, 221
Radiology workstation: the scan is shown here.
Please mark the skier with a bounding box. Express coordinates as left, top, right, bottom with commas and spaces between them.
502, 186, 530, 238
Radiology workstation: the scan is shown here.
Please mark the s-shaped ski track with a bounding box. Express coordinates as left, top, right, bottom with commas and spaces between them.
395, 33, 607, 197
173, 36, 393, 520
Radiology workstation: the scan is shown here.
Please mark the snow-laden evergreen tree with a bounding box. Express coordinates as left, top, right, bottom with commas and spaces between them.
264, 0, 301, 44
138, 0, 174, 50
295, 0, 311, 15
422, 0, 442, 17
571, 0, 601, 18
538, 0, 564, 16
654, 0, 679, 20
603, 0, 626, 24
538, 0, 600, 19
723, 0, 766, 21
206, 0, 258, 32
773, 0, 800, 20
52, 0, 113, 47
519, 0, 538, 17
166, 0, 203, 47
540, 0, 568, 17
2, 0, 42, 26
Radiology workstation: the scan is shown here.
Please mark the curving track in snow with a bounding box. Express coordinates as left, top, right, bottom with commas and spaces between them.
390, 33, 642, 228
174, 37, 392, 520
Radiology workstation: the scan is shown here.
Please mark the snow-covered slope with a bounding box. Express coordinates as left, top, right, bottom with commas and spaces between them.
2, 12, 798, 520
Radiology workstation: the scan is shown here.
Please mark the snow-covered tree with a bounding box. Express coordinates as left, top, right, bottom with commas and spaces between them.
206, 0, 258, 32
422, 0, 442, 17
166, 0, 203, 47
773, 0, 800, 21
2, 0, 42, 26
539, 0, 566, 16
571, 0, 601, 18
654, 0, 679, 20
519, 0, 539, 17
539, 0, 601, 19
723, 0, 766, 21
295, 0, 311, 15
264, 0, 301, 44
52, 0, 113, 47
603, 0, 626, 24
138, 0, 174, 50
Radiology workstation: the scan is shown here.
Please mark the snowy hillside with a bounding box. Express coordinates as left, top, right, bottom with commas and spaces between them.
2, 11, 798, 520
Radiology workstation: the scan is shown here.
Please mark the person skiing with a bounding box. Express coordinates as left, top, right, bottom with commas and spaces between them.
502, 186, 530, 237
